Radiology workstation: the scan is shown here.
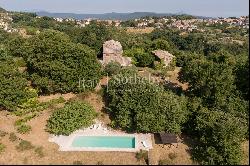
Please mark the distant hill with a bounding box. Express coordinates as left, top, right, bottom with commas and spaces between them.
36, 11, 179, 20
0, 6, 6, 13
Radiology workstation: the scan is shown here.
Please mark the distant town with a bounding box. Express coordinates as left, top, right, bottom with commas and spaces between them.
0, 10, 249, 34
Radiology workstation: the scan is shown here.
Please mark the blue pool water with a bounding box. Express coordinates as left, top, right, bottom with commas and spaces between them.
72, 136, 136, 148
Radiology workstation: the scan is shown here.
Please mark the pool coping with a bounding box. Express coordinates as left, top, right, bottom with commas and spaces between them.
49, 122, 153, 152
61, 134, 140, 152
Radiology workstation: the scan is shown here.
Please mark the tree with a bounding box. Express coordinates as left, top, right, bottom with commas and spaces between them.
192, 108, 247, 165
0, 29, 10, 44
179, 57, 235, 106
150, 39, 171, 51
124, 48, 155, 67
104, 61, 122, 76
0, 59, 37, 111
46, 101, 97, 136
0, 6, 6, 13
235, 59, 249, 100
106, 69, 188, 133
67, 23, 113, 54
21, 30, 102, 94
7, 36, 27, 58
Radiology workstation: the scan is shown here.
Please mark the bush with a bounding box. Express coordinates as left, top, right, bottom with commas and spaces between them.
46, 101, 97, 135
158, 159, 173, 165
0, 143, 5, 154
73, 161, 83, 165
104, 61, 122, 76
168, 153, 177, 160
134, 52, 155, 67
9, 132, 18, 142
17, 124, 32, 134
124, 48, 155, 67
34, 146, 45, 158
136, 149, 148, 162
0, 130, 7, 137
150, 39, 171, 51
23, 157, 28, 164
97, 161, 104, 165
16, 140, 34, 151
106, 69, 188, 133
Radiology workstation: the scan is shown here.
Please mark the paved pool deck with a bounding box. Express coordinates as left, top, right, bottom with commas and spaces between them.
48, 121, 153, 152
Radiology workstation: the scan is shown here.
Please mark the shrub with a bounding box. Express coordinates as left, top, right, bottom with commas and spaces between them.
158, 159, 173, 165
16, 140, 34, 151
17, 124, 32, 134
14, 119, 24, 126
124, 48, 155, 67
97, 161, 104, 165
46, 101, 97, 136
73, 161, 83, 165
23, 157, 28, 164
104, 61, 122, 76
34, 146, 45, 158
168, 152, 177, 160
0, 143, 5, 154
0, 130, 7, 137
150, 39, 171, 51
9, 132, 18, 142
136, 149, 148, 162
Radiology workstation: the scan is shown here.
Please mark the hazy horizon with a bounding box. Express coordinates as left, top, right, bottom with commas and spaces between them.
0, 0, 249, 17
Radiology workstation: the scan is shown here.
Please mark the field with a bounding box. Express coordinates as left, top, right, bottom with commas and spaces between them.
126, 27, 155, 34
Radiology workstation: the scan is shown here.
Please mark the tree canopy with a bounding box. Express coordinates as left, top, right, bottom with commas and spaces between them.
0, 59, 37, 111
106, 69, 188, 133
13, 30, 102, 94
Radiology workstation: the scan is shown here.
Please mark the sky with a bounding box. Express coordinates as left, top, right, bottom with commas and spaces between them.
0, 0, 249, 17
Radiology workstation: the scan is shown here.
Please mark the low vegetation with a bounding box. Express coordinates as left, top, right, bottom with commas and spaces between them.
0, 143, 5, 154
9, 132, 19, 142
46, 101, 97, 135
0, 130, 7, 137
136, 149, 148, 163
17, 124, 32, 134
158, 158, 173, 165
73, 161, 83, 165
34, 146, 45, 158
16, 140, 34, 151
104, 61, 122, 76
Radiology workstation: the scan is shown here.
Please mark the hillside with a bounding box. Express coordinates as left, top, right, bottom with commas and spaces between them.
36, 11, 175, 20
0, 6, 6, 13
35, 11, 209, 20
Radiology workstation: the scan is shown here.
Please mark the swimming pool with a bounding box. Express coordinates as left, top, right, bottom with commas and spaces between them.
71, 136, 136, 148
